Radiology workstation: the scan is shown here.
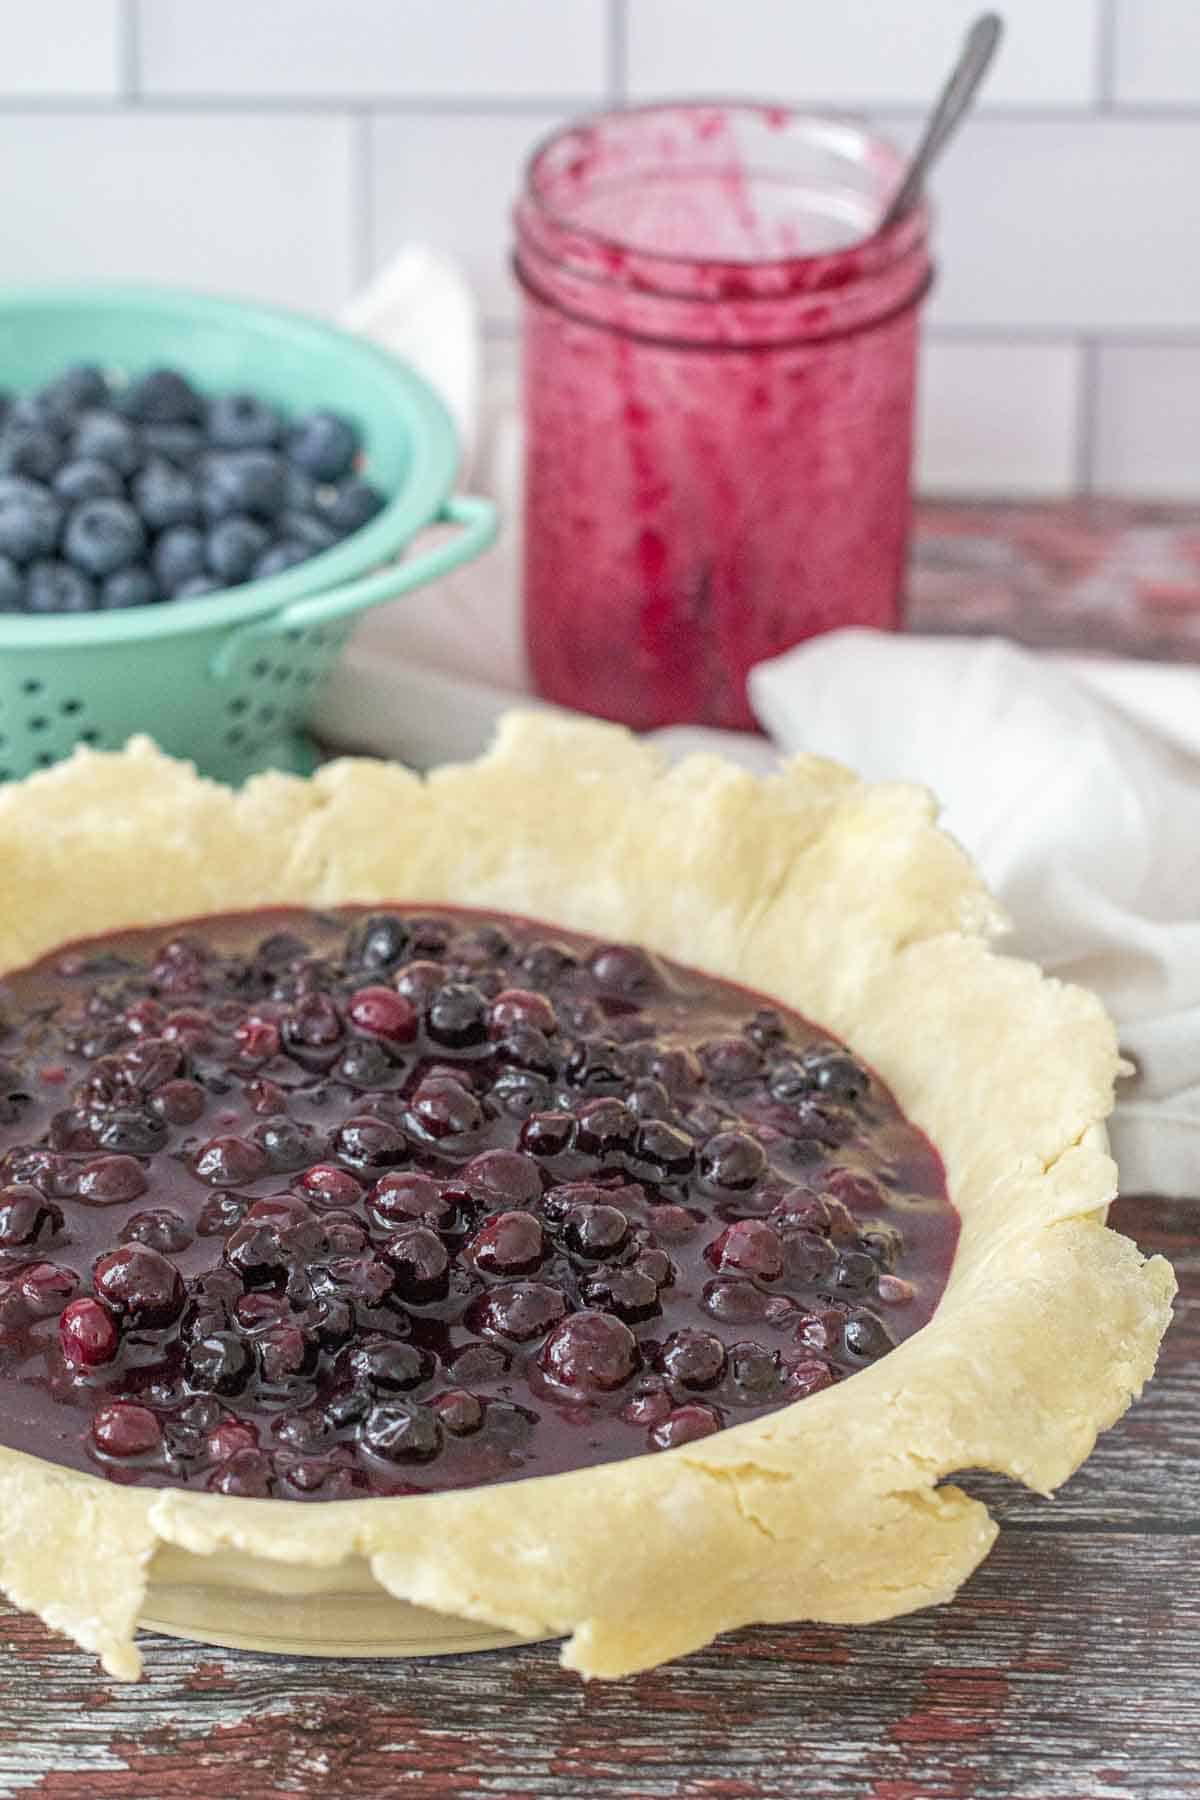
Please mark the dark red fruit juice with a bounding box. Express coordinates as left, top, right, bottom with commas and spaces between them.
515, 104, 932, 730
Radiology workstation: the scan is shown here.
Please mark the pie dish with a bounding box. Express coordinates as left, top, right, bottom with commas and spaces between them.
0, 714, 1175, 1680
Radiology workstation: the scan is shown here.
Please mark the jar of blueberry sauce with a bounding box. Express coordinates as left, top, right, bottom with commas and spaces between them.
514, 103, 932, 731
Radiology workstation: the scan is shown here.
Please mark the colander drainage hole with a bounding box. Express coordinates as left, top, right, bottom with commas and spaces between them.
226, 728, 246, 748
257, 705, 277, 727
251, 660, 271, 679
27, 716, 48, 733
20, 679, 42, 696
273, 667, 290, 684
228, 697, 249, 717
60, 699, 82, 716
34, 753, 53, 769
80, 730, 99, 745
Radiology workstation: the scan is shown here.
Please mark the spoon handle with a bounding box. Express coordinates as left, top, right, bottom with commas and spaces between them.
878, 11, 1005, 233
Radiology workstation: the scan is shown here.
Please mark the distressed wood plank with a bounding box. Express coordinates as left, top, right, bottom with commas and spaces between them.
0, 1195, 1192, 1800
0, 1530, 1195, 1800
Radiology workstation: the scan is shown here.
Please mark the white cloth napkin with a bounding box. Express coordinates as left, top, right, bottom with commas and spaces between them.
318, 254, 1200, 1197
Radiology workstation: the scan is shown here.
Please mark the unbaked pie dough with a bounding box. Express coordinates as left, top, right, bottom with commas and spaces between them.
0, 714, 1175, 1679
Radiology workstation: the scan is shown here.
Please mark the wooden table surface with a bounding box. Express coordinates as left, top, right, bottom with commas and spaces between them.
0, 1193, 1193, 1800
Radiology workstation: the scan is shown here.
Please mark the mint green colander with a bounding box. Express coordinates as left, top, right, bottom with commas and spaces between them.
0, 285, 496, 783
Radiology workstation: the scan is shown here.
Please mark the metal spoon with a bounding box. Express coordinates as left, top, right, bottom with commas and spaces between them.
877, 12, 1005, 232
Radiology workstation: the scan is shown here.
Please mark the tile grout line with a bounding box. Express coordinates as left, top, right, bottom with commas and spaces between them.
4, 96, 1200, 121
118, 0, 140, 103
1095, 0, 1119, 111
1074, 338, 1101, 496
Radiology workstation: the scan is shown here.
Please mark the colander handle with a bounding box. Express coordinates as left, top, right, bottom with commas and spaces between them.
210, 493, 497, 680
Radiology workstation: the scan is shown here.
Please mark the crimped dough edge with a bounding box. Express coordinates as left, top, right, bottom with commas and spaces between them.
0, 716, 1175, 1681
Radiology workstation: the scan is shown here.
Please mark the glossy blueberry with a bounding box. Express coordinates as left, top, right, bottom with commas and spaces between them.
0, 1186, 63, 1247
346, 1337, 432, 1394
0, 477, 61, 562
93, 1244, 185, 1328
427, 983, 488, 1050
62, 497, 145, 577
201, 449, 287, 521
152, 524, 207, 594
361, 1401, 441, 1464
207, 391, 284, 450
121, 366, 203, 425
540, 1310, 638, 1393
316, 477, 385, 537
70, 409, 140, 475
185, 1330, 252, 1397
842, 1310, 894, 1360
99, 566, 158, 609
206, 515, 269, 585
347, 912, 409, 973
131, 458, 200, 531
806, 1053, 870, 1104
658, 1329, 727, 1391
698, 1130, 768, 1192
286, 409, 360, 482
53, 457, 123, 505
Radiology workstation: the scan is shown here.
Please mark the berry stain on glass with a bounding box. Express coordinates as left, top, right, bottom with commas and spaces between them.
0, 363, 385, 614
516, 24, 1001, 730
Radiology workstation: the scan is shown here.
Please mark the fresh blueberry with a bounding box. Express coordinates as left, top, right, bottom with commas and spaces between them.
285, 409, 360, 482
121, 367, 203, 425
53, 458, 124, 505
0, 553, 23, 610
24, 558, 98, 614
70, 410, 140, 476
131, 458, 200, 531
0, 477, 62, 562
174, 573, 224, 598
206, 515, 269, 585
319, 478, 386, 537
207, 391, 284, 450
254, 541, 310, 580
278, 510, 336, 553
100, 566, 159, 609
0, 425, 63, 483
37, 363, 109, 425
201, 449, 287, 521
4, 394, 54, 430
141, 422, 203, 466
152, 524, 207, 593
284, 466, 318, 512
63, 497, 145, 577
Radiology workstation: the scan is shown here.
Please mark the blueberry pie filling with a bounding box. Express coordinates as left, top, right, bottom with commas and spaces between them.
0, 905, 957, 1501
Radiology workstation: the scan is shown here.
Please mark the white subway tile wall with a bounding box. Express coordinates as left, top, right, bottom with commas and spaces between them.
917, 342, 1082, 497
627, 0, 1101, 108
1094, 346, 1200, 499
0, 0, 121, 98
0, 0, 1189, 497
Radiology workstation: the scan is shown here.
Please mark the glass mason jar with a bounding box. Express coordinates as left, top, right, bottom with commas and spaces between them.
514, 103, 932, 731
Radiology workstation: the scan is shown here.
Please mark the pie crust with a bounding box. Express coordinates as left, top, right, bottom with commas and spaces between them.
0, 715, 1175, 1680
